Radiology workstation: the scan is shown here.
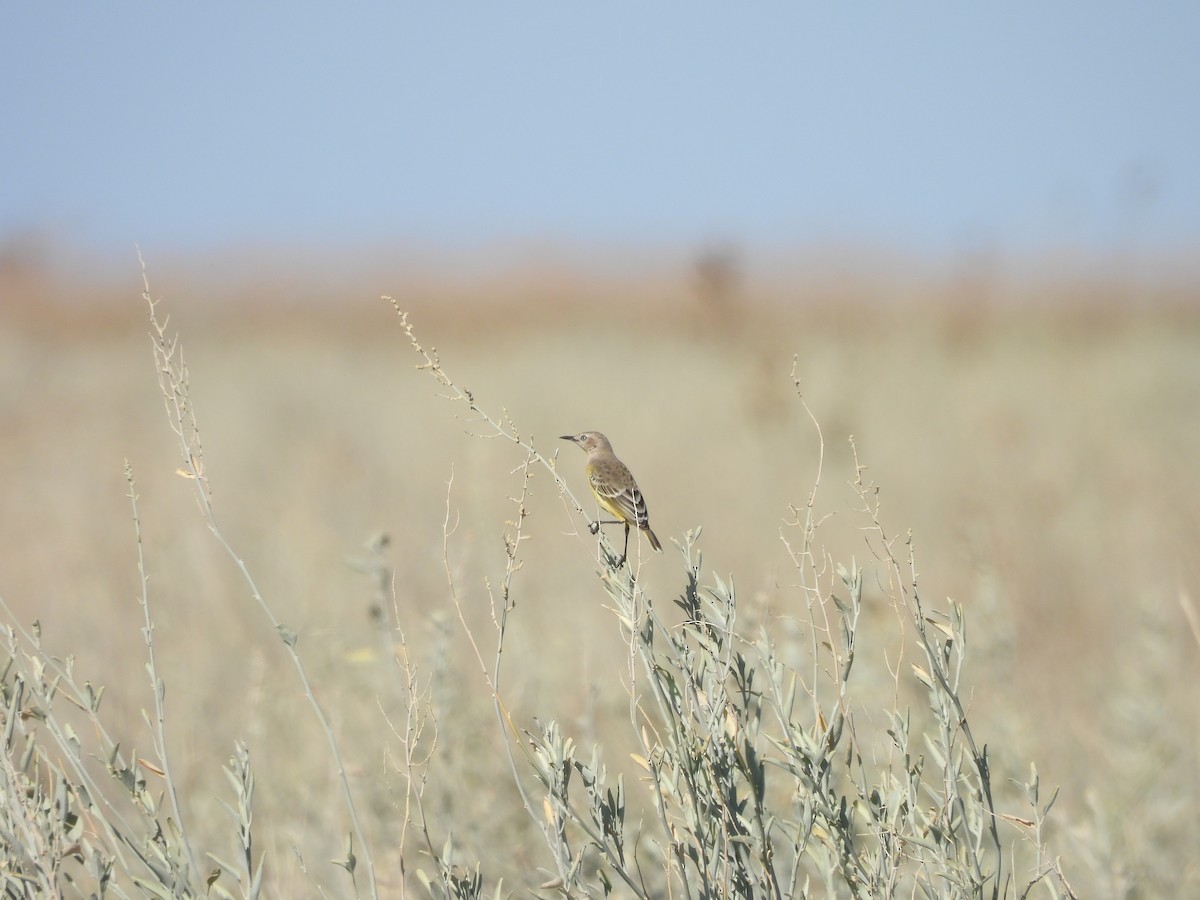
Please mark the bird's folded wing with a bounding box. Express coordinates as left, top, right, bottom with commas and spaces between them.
592, 475, 649, 528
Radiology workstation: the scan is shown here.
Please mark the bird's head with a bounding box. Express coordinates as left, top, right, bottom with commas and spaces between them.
560, 431, 612, 453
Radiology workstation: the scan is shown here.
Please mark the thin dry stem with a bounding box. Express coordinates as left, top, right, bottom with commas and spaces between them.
125, 462, 200, 880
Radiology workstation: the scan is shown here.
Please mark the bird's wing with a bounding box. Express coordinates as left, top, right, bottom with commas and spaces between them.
591, 464, 650, 528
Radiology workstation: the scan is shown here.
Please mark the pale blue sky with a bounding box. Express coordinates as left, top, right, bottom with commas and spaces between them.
2, 3, 1197, 265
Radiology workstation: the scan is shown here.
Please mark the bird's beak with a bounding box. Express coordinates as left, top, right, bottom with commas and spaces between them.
559, 434, 577, 443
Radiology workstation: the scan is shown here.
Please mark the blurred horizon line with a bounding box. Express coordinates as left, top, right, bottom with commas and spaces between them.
4, 225, 1200, 286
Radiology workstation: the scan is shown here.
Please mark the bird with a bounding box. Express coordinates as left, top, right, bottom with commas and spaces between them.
560, 431, 662, 566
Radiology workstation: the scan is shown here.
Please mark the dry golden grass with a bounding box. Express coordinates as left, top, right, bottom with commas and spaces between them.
2, 251, 1198, 895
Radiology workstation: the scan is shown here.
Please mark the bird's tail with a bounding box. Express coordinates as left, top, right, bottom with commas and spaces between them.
644, 527, 662, 552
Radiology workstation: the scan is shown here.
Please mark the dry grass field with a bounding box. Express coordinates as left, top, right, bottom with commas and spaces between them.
2, 249, 1198, 896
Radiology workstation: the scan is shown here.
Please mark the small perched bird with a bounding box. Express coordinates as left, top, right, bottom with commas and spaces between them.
561, 431, 662, 566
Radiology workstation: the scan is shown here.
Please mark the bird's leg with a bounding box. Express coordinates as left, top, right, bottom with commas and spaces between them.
616, 522, 631, 567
